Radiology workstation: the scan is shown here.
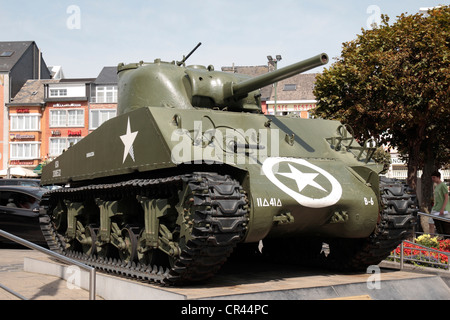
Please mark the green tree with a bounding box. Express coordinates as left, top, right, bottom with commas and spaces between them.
313, 6, 450, 211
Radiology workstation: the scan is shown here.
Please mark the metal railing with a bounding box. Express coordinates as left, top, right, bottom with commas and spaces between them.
387, 212, 450, 271
417, 211, 450, 239
0, 229, 96, 300
418, 211, 450, 224
390, 240, 450, 271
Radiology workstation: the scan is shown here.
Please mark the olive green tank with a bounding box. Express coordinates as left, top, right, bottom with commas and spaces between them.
39, 46, 417, 285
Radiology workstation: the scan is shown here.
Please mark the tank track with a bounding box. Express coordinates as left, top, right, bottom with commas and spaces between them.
39, 173, 249, 285
324, 177, 418, 270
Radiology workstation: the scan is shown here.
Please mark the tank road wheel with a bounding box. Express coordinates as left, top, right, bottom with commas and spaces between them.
136, 228, 166, 266
168, 188, 196, 269
52, 200, 67, 235
118, 226, 139, 263
80, 224, 98, 256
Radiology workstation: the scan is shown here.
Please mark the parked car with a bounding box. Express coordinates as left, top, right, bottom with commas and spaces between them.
0, 178, 40, 187
0, 186, 48, 246
0, 178, 61, 190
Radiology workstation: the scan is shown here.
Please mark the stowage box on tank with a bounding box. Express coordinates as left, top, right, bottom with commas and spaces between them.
39, 46, 416, 285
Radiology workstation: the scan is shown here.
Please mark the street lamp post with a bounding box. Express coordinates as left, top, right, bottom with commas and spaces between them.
267, 55, 282, 115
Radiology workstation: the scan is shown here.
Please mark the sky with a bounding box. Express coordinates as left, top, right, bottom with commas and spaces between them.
0, 0, 447, 78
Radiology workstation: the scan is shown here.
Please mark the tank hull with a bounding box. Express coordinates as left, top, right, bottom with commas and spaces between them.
41, 107, 381, 242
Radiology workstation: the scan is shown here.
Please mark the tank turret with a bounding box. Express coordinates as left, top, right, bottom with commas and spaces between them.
117, 52, 328, 114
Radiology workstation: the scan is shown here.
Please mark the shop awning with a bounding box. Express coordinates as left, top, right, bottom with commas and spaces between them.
0, 167, 39, 177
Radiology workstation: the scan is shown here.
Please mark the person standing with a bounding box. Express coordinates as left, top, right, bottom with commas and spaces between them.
429, 170, 450, 235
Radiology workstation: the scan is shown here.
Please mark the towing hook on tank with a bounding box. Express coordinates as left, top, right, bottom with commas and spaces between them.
272, 212, 294, 225
329, 211, 349, 224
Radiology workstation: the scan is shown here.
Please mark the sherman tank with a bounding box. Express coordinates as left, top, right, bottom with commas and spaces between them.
39, 44, 417, 285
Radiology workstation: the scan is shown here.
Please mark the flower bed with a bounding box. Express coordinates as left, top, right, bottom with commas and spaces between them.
391, 235, 450, 269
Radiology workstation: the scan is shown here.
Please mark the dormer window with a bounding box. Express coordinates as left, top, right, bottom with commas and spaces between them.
50, 89, 67, 97
283, 84, 297, 91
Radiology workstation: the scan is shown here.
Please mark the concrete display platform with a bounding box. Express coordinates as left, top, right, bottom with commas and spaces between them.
3, 249, 448, 300
0, 249, 99, 300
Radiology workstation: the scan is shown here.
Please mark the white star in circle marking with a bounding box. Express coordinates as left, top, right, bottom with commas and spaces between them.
262, 158, 342, 208
277, 164, 327, 193
120, 118, 138, 163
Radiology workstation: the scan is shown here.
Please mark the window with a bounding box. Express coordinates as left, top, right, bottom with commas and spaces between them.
50, 109, 84, 127
67, 110, 84, 126
283, 84, 297, 91
10, 142, 40, 160
90, 109, 116, 129
10, 114, 40, 131
50, 110, 66, 127
95, 86, 118, 103
50, 89, 67, 97
0, 190, 38, 207
0, 51, 14, 57
49, 138, 81, 156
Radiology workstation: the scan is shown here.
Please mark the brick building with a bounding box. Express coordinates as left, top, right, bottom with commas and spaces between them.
43, 78, 94, 159
6, 79, 58, 169
89, 67, 118, 131
6, 67, 117, 173
265, 73, 319, 118
0, 41, 51, 171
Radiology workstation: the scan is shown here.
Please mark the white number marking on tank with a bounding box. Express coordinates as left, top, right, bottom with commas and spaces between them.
256, 198, 282, 207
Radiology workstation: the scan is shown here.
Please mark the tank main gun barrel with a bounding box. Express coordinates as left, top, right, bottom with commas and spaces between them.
225, 53, 328, 99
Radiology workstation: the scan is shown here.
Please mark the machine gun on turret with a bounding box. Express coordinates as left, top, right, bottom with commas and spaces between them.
177, 42, 202, 66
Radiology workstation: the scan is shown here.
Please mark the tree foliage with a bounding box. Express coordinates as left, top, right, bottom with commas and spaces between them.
312, 6, 449, 206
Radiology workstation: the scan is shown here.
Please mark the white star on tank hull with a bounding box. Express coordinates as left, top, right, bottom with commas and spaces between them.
120, 117, 138, 163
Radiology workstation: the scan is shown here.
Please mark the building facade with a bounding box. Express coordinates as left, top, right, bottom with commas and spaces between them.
0, 41, 51, 170
89, 67, 118, 132
265, 73, 319, 118
42, 78, 94, 159
6, 67, 117, 173
7, 79, 58, 169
